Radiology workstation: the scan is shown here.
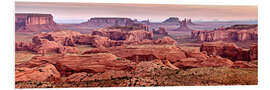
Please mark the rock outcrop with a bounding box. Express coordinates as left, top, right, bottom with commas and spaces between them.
15, 41, 33, 51
152, 27, 169, 35
232, 61, 257, 68
83, 45, 187, 63
92, 28, 153, 41
15, 30, 81, 54
15, 63, 60, 81
249, 43, 258, 60
162, 17, 180, 25
81, 17, 135, 27
173, 56, 233, 68
16, 29, 177, 53
15, 13, 59, 32
16, 53, 135, 76
191, 24, 258, 42
32, 30, 82, 46
200, 42, 257, 61
154, 36, 176, 45
173, 18, 193, 31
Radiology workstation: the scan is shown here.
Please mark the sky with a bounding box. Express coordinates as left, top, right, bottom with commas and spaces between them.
15, 2, 257, 22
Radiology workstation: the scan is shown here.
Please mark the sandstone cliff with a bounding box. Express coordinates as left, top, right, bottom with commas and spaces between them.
15, 13, 59, 32
200, 42, 258, 61
191, 24, 258, 42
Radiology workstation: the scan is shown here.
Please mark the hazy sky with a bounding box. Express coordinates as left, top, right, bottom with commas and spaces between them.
15, 2, 257, 22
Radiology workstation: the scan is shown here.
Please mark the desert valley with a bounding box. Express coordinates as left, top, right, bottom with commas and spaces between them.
15, 3, 258, 88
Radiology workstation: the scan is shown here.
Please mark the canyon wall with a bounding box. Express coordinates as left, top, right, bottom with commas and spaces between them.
200, 42, 258, 61
191, 24, 258, 42
15, 13, 59, 32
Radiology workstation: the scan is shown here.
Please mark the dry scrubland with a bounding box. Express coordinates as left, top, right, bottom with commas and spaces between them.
15, 67, 257, 88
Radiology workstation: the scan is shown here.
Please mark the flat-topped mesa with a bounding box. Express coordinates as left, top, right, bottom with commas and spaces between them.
173, 18, 193, 31
81, 17, 150, 31
191, 24, 258, 42
81, 17, 134, 27
162, 17, 180, 25
15, 13, 59, 32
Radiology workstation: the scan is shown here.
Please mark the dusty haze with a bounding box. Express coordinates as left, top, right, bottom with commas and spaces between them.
15, 2, 257, 22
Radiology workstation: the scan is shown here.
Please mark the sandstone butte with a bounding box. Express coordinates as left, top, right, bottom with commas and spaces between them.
191, 24, 258, 42
15, 13, 59, 32
173, 18, 193, 31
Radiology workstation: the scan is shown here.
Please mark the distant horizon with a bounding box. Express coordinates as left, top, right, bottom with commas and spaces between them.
53, 18, 258, 24
15, 2, 257, 22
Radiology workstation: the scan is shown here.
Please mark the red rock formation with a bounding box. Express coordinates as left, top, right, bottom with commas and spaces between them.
32, 39, 64, 54
97, 45, 187, 63
89, 35, 111, 48
249, 43, 258, 60
154, 36, 176, 45
173, 56, 233, 68
191, 24, 258, 42
17, 53, 135, 76
73, 34, 93, 45
185, 52, 209, 60
200, 42, 255, 61
57, 46, 80, 54
15, 13, 59, 32
232, 61, 257, 68
82, 48, 109, 54
126, 30, 153, 41
152, 27, 169, 35
25, 31, 82, 54
15, 63, 60, 81
92, 28, 153, 41
33, 30, 82, 46
15, 41, 33, 51
81, 70, 132, 81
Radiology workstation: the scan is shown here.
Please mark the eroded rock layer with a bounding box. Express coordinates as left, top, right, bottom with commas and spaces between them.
15, 13, 59, 32
191, 24, 258, 42
200, 42, 258, 61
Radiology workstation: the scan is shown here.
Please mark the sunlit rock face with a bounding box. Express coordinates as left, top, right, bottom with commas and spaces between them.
191, 24, 258, 42
15, 13, 59, 32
